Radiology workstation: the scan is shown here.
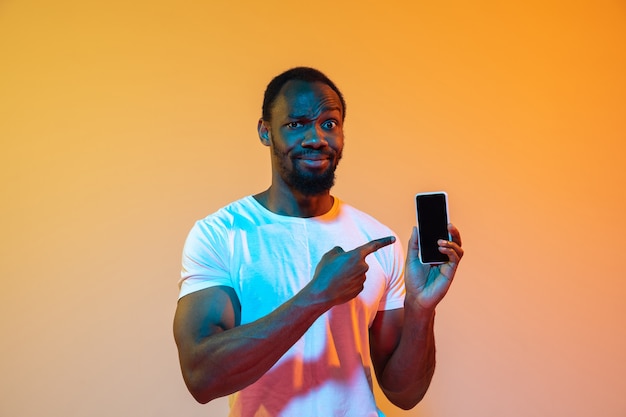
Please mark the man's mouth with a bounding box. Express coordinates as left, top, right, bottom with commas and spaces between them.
294, 153, 332, 168
294, 151, 333, 160
298, 158, 329, 168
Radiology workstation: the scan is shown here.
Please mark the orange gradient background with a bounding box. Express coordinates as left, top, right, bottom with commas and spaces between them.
1, 1, 625, 416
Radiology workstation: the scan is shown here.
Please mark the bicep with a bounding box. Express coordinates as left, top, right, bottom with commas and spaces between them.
173, 286, 241, 358
369, 307, 404, 377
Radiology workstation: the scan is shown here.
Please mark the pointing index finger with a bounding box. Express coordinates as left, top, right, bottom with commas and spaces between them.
355, 236, 396, 257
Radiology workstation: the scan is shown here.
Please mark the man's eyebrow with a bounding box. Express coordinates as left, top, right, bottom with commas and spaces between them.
287, 106, 342, 119
321, 106, 342, 114
287, 113, 308, 119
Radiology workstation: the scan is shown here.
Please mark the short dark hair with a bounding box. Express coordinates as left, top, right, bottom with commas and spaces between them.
261, 67, 346, 122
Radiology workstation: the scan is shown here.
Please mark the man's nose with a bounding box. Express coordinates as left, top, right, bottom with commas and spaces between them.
301, 125, 328, 148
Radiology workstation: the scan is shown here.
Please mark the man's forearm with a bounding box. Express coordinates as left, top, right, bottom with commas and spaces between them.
182, 291, 329, 404
377, 297, 437, 410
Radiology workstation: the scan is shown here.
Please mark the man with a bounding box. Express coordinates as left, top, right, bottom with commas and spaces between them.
173, 67, 463, 416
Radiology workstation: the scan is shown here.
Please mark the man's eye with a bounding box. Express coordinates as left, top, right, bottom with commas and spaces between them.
287, 122, 303, 129
322, 120, 337, 129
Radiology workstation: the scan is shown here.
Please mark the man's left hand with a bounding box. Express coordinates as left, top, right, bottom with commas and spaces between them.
404, 224, 464, 310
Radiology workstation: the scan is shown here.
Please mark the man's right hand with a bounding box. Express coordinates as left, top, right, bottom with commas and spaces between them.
305, 236, 396, 306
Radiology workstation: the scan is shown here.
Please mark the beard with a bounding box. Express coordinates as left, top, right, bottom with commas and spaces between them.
273, 146, 343, 196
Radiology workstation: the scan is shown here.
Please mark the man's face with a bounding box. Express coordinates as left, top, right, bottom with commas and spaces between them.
263, 80, 344, 196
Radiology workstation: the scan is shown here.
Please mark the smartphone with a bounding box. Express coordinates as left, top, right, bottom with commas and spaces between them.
415, 192, 450, 264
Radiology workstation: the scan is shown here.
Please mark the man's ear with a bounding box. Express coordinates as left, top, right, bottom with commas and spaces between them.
257, 119, 271, 146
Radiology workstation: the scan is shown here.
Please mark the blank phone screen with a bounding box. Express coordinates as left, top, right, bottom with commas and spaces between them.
416, 193, 449, 263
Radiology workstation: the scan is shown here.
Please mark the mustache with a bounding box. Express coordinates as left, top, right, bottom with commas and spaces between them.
291, 149, 337, 158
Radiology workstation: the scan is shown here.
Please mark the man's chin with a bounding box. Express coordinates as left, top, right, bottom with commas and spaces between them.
289, 172, 336, 196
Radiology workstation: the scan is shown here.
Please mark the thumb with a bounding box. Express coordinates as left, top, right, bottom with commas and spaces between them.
407, 227, 420, 262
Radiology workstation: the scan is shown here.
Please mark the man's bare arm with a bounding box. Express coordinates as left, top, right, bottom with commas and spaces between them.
370, 225, 463, 409
173, 285, 328, 403
173, 236, 396, 403
370, 305, 437, 409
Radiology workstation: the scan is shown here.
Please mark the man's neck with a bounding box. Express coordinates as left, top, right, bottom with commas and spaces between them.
253, 187, 334, 218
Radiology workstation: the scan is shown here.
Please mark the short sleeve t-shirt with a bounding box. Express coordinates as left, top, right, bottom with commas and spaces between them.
180, 196, 405, 417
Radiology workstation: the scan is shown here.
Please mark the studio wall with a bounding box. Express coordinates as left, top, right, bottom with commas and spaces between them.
1, 1, 625, 416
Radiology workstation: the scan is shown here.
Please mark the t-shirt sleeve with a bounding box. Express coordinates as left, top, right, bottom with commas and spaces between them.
178, 218, 232, 299
377, 236, 406, 311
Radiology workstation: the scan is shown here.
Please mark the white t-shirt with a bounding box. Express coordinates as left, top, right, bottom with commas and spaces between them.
180, 196, 406, 417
